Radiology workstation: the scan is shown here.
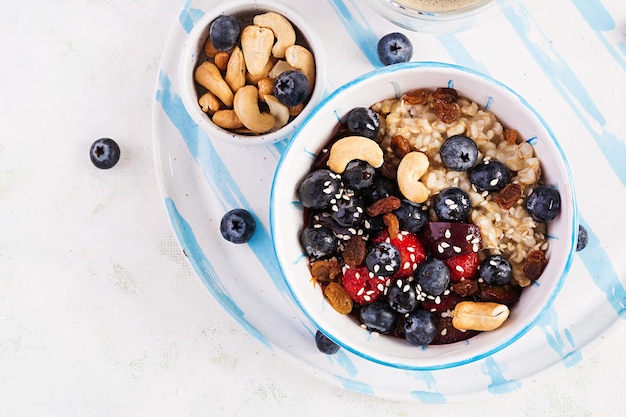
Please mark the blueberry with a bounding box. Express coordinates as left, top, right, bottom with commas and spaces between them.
297, 169, 342, 210
439, 135, 478, 171
346, 107, 380, 140
403, 310, 436, 346
315, 330, 340, 355
577, 224, 588, 251
359, 300, 398, 333
331, 192, 365, 228
220, 208, 256, 244
469, 159, 511, 192
362, 177, 397, 205
300, 225, 338, 259
525, 186, 561, 222
365, 242, 401, 277
377, 32, 413, 66
479, 254, 513, 285
273, 70, 309, 107
416, 258, 450, 296
433, 187, 472, 222
209, 15, 241, 51
393, 199, 428, 233
342, 160, 376, 190
387, 279, 419, 314
90, 138, 120, 169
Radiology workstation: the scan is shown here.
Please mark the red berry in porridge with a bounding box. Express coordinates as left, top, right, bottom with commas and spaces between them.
298, 87, 561, 346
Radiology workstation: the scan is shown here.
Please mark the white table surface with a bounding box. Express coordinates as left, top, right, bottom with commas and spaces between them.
1, 0, 625, 415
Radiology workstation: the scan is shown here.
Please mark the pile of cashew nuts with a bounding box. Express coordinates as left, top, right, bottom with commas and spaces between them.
194, 11, 316, 134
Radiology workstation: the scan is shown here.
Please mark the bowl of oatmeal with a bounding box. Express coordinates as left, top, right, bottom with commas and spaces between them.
178, 0, 326, 146
363, 0, 511, 33
270, 62, 577, 370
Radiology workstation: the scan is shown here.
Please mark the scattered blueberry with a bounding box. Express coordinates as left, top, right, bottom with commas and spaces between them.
439, 135, 478, 171
387, 279, 419, 314
577, 224, 588, 251
300, 225, 338, 259
433, 187, 472, 222
479, 254, 513, 285
297, 169, 342, 210
342, 160, 376, 190
359, 300, 398, 333
365, 242, 401, 277
393, 199, 428, 233
525, 186, 561, 222
362, 177, 397, 205
403, 309, 436, 346
220, 208, 256, 244
416, 258, 450, 296
345, 107, 380, 140
209, 15, 241, 51
331, 192, 365, 228
315, 330, 340, 354
469, 158, 511, 192
273, 70, 309, 107
377, 32, 413, 66
90, 138, 120, 169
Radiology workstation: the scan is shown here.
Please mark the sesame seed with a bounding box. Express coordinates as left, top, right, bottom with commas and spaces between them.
377, 283, 385, 291
441, 328, 448, 336
490, 178, 499, 186
357, 287, 364, 296
445, 229, 451, 238
369, 272, 375, 278
443, 289, 451, 296
437, 245, 444, 253
435, 296, 441, 304
385, 264, 395, 272
445, 199, 455, 205
403, 284, 411, 292
473, 243, 480, 252
404, 262, 410, 269
366, 290, 375, 295
455, 265, 464, 272
374, 265, 380, 273
407, 247, 415, 253
441, 242, 450, 248
453, 246, 461, 253
363, 295, 371, 302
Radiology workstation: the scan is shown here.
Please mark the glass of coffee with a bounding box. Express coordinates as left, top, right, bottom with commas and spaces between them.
363, 0, 510, 33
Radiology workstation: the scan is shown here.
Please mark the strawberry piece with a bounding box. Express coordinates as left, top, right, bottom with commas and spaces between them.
445, 252, 480, 282
372, 230, 427, 279
341, 265, 386, 304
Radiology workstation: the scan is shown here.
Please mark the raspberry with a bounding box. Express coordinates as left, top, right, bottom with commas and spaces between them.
445, 252, 480, 282
341, 265, 386, 304
372, 230, 427, 279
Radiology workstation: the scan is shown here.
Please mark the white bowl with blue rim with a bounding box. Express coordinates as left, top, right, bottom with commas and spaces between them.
270, 61, 578, 370
178, 0, 326, 146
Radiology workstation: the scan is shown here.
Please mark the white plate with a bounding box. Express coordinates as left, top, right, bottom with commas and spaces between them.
152, 0, 626, 402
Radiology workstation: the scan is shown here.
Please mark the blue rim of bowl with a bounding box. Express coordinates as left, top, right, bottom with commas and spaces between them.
269, 61, 578, 370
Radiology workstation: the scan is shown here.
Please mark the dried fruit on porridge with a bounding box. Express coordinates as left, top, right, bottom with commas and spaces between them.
366, 195, 402, 217
433, 100, 459, 123
496, 182, 523, 210
382, 212, 400, 239
504, 128, 519, 144
342, 237, 367, 268
390, 135, 412, 159
432, 87, 459, 103
451, 279, 480, 298
310, 259, 341, 283
402, 88, 430, 105
324, 282, 353, 314
523, 249, 548, 281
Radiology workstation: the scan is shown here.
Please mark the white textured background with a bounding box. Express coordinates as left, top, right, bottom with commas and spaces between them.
1, 0, 624, 416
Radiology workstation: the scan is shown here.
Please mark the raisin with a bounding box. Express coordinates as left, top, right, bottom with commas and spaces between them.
504, 128, 518, 144
310, 259, 341, 283
401, 89, 429, 105
451, 279, 479, 297
366, 195, 402, 217
496, 182, 523, 210
523, 249, 548, 281
434, 101, 459, 123
390, 135, 412, 159
432, 87, 459, 103
379, 159, 398, 180
383, 213, 400, 239
343, 237, 366, 268
323, 282, 353, 314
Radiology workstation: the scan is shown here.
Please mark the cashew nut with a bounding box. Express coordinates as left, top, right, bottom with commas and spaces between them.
253, 12, 296, 59
285, 45, 315, 92
327, 136, 384, 174
203, 37, 220, 59
397, 151, 430, 203
246, 56, 276, 85
257, 77, 274, 102
212, 109, 244, 130
233, 85, 275, 133
198, 91, 221, 114
194, 61, 234, 108
240, 25, 274, 76
225, 46, 246, 93
451, 301, 510, 331
214, 51, 230, 72
263, 95, 290, 129
268, 60, 297, 79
